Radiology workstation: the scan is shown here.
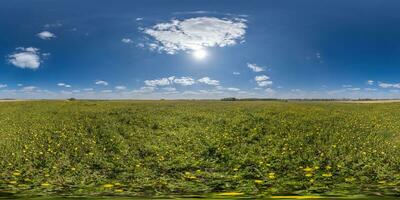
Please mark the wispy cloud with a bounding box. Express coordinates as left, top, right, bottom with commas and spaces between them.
254, 75, 272, 87
378, 82, 400, 88
121, 38, 133, 44
247, 63, 265, 72
95, 80, 108, 86
57, 83, 71, 88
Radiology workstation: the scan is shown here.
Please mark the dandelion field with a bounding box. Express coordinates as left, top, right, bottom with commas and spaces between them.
0, 100, 400, 199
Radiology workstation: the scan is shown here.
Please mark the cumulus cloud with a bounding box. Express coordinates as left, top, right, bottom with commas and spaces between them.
0, 84, 7, 89
37, 31, 56, 40
233, 72, 240, 75
95, 80, 108, 86
254, 75, 273, 87
8, 47, 42, 69
247, 63, 265, 72
198, 77, 219, 86
143, 17, 247, 54
144, 78, 171, 87
121, 38, 133, 44
378, 82, 400, 89
57, 83, 71, 88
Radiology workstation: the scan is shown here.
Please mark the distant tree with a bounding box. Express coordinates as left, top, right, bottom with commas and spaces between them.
67, 97, 76, 101
221, 97, 237, 101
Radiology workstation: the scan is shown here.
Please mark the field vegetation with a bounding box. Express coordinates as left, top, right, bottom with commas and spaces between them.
0, 100, 399, 198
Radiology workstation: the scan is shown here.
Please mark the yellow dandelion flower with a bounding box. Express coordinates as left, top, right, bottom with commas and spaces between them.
41, 182, 51, 187
303, 167, 313, 172
254, 180, 263, 184
322, 173, 332, 177
115, 189, 123, 193
103, 184, 114, 188
12, 172, 21, 176
9, 181, 17, 184
305, 173, 313, 177
268, 172, 276, 179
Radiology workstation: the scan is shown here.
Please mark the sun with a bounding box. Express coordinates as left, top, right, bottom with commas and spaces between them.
192, 49, 207, 60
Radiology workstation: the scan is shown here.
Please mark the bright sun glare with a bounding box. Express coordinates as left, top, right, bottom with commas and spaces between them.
192, 49, 207, 60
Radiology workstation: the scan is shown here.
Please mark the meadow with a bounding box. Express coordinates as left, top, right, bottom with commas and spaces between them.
0, 100, 399, 198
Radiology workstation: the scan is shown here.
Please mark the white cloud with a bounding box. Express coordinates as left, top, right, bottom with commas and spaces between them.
21, 86, 37, 92
366, 80, 374, 85
265, 88, 275, 93
83, 88, 94, 91
37, 31, 56, 40
365, 88, 377, 91
163, 87, 176, 92
247, 63, 265, 72
347, 88, 361, 91
144, 78, 171, 87
143, 17, 247, 54
101, 90, 113, 93
115, 85, 127, 90
342, 84, 352, 88
121, 38, 133, 44
57, 83, 71, 88
378, 82, 400, 89
8, 47, 41, 69
0, 84, 7, 89
136, 17, 143, 21
198, 77, 219, 86
173, 77, 195, 86
95, 80, 108, 86
227, 87, 240, 92
254, 75, 273, 87
233, 72, 240, 75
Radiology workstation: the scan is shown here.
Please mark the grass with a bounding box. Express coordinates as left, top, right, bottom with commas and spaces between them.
0, 100, 399, 198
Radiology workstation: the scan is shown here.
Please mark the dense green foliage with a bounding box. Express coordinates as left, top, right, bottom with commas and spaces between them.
0, 101, 399, 197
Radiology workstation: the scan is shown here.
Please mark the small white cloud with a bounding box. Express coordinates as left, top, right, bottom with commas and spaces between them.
143, 17, 247, 54
366, 80, 374, 85
198, 77, 219, 86
115, 85, 127, 90
8, 47, 42, 69
101, 90, 113, 93
173, 77, 195, 86
0, 84, 7, 89
254, 75, 272, 87
121, 38, 133, 44
247, 63, 265, 72
95, 80, 108, 86
365, 88, 377, 91
37, 31, 56, 40
233, 72, 240, 75
57, 83, 71, 88
291, 89, 301, 92
342, 84, 352, 88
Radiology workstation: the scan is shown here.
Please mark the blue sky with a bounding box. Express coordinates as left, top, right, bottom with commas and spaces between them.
2, 0, 400, 99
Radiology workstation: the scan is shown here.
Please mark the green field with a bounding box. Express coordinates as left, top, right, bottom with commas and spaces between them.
1, 100, 400, 198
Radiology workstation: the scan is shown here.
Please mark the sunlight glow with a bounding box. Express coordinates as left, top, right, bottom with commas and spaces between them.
192, 49, 207, 60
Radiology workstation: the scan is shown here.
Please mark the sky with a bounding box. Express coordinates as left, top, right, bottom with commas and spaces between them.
2, 0, 400, 99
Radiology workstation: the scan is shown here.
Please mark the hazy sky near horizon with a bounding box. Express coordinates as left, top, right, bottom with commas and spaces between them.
2, 0, 400, 99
